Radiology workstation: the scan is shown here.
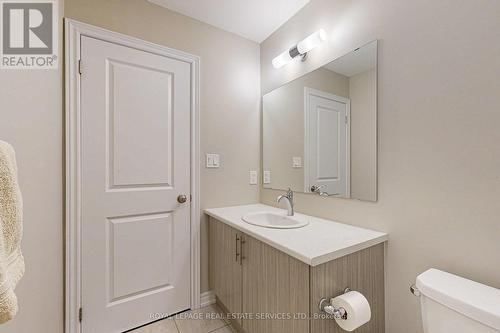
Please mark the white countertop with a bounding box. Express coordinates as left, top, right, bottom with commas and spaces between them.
204, 204, 388, 267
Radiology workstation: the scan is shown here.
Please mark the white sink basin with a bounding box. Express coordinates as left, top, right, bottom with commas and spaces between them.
242, 212, 309, 229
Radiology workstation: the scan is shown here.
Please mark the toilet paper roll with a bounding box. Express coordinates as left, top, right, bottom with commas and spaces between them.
331, 291, 371, 331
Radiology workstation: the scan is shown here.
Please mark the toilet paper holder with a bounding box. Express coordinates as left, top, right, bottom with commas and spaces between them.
318, 287, 351, 320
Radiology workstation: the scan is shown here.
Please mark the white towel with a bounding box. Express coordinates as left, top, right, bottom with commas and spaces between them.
0, 141, 24, 324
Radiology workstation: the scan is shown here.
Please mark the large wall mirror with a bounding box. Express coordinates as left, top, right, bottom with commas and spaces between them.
263, 40, 377, 201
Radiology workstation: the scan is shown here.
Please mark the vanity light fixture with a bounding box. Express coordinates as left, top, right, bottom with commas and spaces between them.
272, 29, 327, 69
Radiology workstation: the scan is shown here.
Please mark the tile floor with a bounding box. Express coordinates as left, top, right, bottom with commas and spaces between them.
130, 304, 236, 333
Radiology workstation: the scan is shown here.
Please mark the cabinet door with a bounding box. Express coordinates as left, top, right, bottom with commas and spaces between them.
208, 218, 242, 322
242, 235, 309, 333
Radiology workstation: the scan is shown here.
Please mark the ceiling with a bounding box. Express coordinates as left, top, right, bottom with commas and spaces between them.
324, 41, 378, 77
148, 0, 310, 43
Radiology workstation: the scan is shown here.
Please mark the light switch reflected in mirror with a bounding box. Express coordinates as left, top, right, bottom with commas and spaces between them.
263, 40, 377, 201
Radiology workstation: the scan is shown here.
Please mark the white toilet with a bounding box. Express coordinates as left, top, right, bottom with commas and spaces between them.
414, 268, 500, 333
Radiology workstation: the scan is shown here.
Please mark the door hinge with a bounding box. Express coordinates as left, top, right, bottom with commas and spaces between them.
345, 115, 348, 124
78, 59, 82, 75
78, 307, 83, 322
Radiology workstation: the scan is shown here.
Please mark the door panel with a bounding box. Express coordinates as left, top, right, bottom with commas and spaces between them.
242, 235, 309, 333
108, 60, 173, 188
317, 106, 340, 179
208, 218, 242, 324
80, 36, 191, 333
108, 213, 173, 302
306, 90, 349, 196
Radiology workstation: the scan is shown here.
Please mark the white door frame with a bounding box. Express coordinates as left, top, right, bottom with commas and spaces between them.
65, 19, 201, 333
303, 87, 350, 196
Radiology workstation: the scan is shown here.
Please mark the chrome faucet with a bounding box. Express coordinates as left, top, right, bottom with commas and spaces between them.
277, 188, 294, 216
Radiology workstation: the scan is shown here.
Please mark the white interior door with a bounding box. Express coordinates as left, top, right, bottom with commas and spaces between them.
305, 88, 350, 196
80, 36, 191, 333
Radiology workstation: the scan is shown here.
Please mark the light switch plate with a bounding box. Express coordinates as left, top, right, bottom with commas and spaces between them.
263, 170, 271, 184
249, 171, 258, 185
206, 153, 220, 168
292, 156, 302, 168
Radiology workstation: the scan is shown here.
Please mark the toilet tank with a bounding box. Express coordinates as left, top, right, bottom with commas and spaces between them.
416, 269, 500, 333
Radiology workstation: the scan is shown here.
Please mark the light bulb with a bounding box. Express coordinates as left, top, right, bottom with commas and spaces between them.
272, 49, 293, 69
297, 29, 327, 54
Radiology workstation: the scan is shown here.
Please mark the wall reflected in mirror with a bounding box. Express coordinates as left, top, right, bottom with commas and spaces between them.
263, 40, 377, 201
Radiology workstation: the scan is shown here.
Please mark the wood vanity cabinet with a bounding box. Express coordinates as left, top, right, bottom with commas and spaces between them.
209, 217, 385, 333
209, 218, 309, 332
208, 217, 243, 325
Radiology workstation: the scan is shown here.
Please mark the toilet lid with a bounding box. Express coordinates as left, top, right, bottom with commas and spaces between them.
416, 268, 500, 331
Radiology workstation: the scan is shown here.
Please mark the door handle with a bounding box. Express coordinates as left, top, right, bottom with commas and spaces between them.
177, 194, 188, 203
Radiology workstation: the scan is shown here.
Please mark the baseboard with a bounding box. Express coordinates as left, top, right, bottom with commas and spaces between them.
200, 290, 216, 307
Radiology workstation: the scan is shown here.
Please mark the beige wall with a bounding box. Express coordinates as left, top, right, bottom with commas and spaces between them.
349, 68, 377, 200
0, 1, 64, 333
263, 68, 348, 191
261, 1, 500, 333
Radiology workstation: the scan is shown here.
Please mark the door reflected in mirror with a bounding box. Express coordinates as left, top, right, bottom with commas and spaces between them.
263, 40, 377, 201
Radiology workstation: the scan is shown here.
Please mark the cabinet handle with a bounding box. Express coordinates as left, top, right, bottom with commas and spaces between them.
235, 235, 240, 262
240, 236, 246, 265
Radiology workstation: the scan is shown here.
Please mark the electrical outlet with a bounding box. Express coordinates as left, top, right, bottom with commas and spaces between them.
263, 170, 271, 184
249, 171, 258, 185
292, 156, 302, 168
206, 153, 220, 168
